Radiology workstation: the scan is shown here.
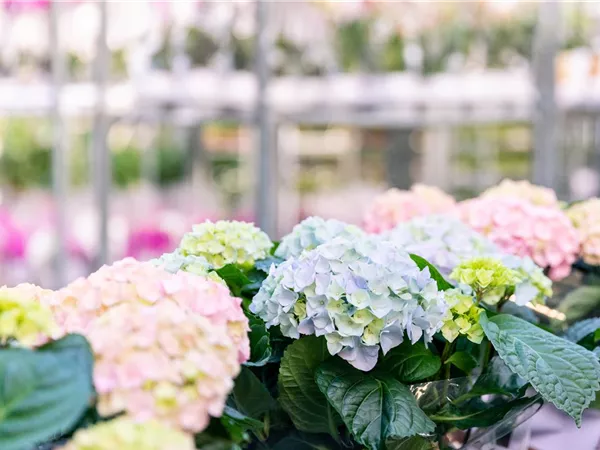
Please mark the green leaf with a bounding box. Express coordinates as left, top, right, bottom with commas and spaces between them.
0, 334, 94, 450
255, 256, 283, 274
480, 312, 600, 426
455, 356, 527, 403
385, 436, 435, 450
271, 431, 340, 450
215, 264, 252, 297
245, 315, 272, 367
445, 351, 477, 374
558, 286, 600, 323
231, 367, 276, 420
565, 318, 600, 344
379, 340, 441, 383
278, 336, 341, 434
195, 433, 241, 450
222, 405, 263, 432
430, 395, 542, 429
409, 254, 453, 291
315, 358, 435, 450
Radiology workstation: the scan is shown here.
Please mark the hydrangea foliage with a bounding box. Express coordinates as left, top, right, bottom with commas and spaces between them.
362, 184, 456, 233
0, 284, 58, 347
567, 198, 600, 266
58, 418, 195, 450
275, 216, 364, 259
179, 220, 273, 269
460, 197, 579, 280
251, 236, 448, 371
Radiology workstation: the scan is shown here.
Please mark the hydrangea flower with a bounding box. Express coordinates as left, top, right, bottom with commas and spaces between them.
441, 290, 484, 344
459, 197, 579, 280
481, 179, 560, 207
179, 221, 272, 269
275, 216, 365, 259
363, 184, 457, 234
250, 236, 448, 371
152, 250, 225, 285
384, 215, 499, 276
58, 418, 195, 450
450, 257, 522, 306
51, 258, 249, 364
87, 301, 240, 433
567, 198, 600, 265
60, 417, 196, 450
0, 284, 58, 347
500, 255, 552, 305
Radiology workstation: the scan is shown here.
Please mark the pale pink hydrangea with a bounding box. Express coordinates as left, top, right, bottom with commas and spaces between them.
481, 179, 560, 208
50, 258, 249, 363
88, 301, 240, 433
363, 184, 456, 233
567, 198, 600, 266
459, 197, 580, 280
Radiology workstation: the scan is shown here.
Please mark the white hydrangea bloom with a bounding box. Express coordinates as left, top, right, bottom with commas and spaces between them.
384, 215, 499, 276
385, 215, 552, 306
250, 236, 448, 371
275, 217, 365, 260
151, 250, 225, 285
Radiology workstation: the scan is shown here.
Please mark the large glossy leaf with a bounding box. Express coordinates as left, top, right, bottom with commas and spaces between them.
445, 351, 477, 374
379, 340, 441, 383
245, 315, 272, 367
278, 336, 341, 434
215, 264, 252, 297
0, 334, 94, 450
409, 254, 454, 291
231, 367, 276, 420
480, 312, 600, 426
430, 395, 542, 429
565, 318, 600, 344
315, 359, 435, 450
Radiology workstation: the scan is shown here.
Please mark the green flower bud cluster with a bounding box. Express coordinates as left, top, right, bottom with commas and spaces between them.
441, 290, 484, 344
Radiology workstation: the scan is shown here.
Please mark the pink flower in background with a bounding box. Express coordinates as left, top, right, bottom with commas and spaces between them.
0, 208, 26, 260
51, 258, 250, 363
567, 198, 600, 266
481, 179, 560, 208
126, 228, 173, 261
460, 197, 580, 280
363, 184, 456, 233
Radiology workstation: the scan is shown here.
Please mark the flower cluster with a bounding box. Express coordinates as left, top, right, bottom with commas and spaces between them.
481, 179, 560, 207
87, 301, 240, 433
152, 250, 225, 285
501, 255, 552, 305
567, 198, 600, 265
362, 184, 456, 233
450, 257, 522, 306
441, 290, 484, 344
275, 216, 365, 259
459, 197, 580, 280
384, 215, 499, 276
251, 236, 448, 371
51, 258, 249, 364
0, 284, 57, 347
58, 418, 195, 450
179, 220, 272, 269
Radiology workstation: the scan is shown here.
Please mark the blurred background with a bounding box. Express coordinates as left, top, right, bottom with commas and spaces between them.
0, 0, 599, 288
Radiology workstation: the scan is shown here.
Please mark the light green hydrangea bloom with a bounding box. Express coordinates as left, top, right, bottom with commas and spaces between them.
179, 220, 273, 269
152, 250, 225, 285
450, 257, 522, 305
275, 216, 365, 259
441, 289, 484, 344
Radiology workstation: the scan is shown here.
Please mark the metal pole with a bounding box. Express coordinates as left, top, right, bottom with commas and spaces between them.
255, 0, 277, 236
50, 0, 68, 287
532, 0, 561, 190
92, 0, 109, 268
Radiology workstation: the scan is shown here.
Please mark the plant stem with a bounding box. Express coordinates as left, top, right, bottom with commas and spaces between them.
497, 295, 510, 312
481, 339, 493, 371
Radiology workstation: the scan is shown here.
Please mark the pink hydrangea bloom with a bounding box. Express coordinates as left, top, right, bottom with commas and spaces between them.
363, 184, 456, 233
567, 198, 600, 266
87, 301, 240, 433
459, 197, 580, 280
481, 179, 560, 208
126, 228, 173, 260
50, 258, 250, 363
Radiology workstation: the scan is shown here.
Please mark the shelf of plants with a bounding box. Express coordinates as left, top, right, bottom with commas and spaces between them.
2, 179, 600, 450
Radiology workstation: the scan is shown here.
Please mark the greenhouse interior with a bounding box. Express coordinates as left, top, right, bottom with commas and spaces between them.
2, 1, 600, 450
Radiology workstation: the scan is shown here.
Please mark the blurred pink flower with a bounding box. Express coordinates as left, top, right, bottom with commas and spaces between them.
481, 179, 560, 208
0, 208, 26, 260
126, 228, 173, 261
363, 184, 456, 233
460, 197, 580, 280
